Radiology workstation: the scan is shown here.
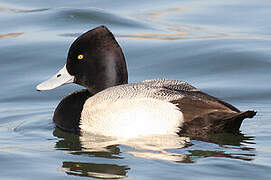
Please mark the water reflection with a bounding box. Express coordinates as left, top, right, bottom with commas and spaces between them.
130, 6, 267, 40
188, 149, 255, 162
189, 133, 255, 147
61, 162, 129, 179
54, 128, 122, 159
119, 33, 186, 40
53, 128, 256, 178
187, 133, 256, 162
0, 4, 49, 13
0, 32, 23, 39
147, 7, 189, 18
54, 128, 127, 178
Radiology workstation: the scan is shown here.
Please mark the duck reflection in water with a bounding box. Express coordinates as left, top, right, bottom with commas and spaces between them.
62, 162, 129, 179
53, 127, 255, 178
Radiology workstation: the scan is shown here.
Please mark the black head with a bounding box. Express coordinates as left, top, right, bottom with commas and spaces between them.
66, 26, 128, 94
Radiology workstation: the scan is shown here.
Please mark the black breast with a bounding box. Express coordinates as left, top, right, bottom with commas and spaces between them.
53, 89, 92, 133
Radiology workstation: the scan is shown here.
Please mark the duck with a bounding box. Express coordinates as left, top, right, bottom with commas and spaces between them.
36, 25, 256, 138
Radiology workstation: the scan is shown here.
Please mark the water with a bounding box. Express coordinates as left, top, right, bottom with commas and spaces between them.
0, 0, 271, 179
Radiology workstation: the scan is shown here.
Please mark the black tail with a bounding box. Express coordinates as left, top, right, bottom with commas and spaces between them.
236, 110, 257, 118
179, 110, 257, 137
222, 110, 257, 133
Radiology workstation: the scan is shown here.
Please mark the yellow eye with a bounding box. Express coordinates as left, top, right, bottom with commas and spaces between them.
77, 54, 84, 60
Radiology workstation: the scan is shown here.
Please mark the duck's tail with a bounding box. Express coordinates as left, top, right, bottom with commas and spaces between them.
179, 110, 257, 137
221, 110, 257, 133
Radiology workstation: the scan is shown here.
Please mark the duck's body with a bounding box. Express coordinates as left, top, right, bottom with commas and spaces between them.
52, 78, 255, 138
37, 26, 256, 138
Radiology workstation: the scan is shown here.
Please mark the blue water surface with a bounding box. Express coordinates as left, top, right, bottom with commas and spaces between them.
0, 0, 271, 179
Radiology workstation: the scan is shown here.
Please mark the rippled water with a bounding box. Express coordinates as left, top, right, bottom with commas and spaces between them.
0, 0, 271, 179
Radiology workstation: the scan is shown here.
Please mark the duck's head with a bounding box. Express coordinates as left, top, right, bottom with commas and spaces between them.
36, 26, 128, 94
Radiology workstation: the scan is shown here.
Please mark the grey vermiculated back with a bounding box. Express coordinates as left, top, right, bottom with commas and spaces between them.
141, 79, 199, 92
87, 79, 198, 103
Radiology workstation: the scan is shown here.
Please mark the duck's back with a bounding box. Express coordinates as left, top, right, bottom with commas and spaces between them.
82, 79, 198, 103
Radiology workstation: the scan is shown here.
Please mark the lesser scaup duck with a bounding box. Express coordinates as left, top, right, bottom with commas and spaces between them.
37, 26, 256, 138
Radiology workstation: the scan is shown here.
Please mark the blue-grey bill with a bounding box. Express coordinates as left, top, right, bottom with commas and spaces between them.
36, 65, 75, 91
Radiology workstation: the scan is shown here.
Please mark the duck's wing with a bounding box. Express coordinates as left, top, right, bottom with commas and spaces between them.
141, 78, 239, 111
142, 79, 256, 136
142, 79, 238, 111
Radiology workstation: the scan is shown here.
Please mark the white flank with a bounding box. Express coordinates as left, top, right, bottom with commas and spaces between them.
80, 97, 183, 138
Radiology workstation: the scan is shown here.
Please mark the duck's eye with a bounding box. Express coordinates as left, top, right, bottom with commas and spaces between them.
77, 54, 84, 60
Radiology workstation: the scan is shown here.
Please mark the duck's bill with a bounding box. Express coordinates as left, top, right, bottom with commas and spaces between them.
36, 65, 75, 91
